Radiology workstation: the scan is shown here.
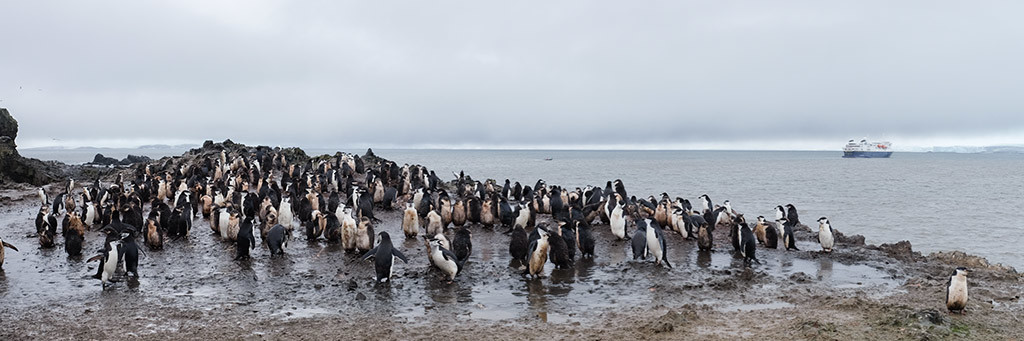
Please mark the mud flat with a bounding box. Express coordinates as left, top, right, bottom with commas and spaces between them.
0, 144, 1021, 340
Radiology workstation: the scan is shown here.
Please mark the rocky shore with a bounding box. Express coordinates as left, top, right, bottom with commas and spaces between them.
0, 110, 1021, 340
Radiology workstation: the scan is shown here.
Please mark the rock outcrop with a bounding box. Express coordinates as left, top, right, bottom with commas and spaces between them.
0, 108, 61, 186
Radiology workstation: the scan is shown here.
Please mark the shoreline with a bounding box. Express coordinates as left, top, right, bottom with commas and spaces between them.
0, 140, 1021, 340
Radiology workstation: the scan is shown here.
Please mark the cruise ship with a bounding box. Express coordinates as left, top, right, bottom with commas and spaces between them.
843, 139, 892, 158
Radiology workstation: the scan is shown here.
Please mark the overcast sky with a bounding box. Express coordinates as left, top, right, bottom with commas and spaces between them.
2, 1, 1023, 150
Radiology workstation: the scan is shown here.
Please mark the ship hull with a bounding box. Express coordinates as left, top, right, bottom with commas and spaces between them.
843, 151, 892, 158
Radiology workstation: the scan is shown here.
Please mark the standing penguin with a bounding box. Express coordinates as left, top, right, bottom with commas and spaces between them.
631, 220, 648, 260
355, 217, 375, 253
402, 202, 419, 238
427, 238, 461, 283
574, 221, 595, 259
817, 217, 835, 253
267, 221, 290, 254
644, 219, 671, 268
306, 210, 326, 242
514, 202, 531, 230
548, 224, 573, 269
425, 208, 443, 236
235, 217, 256, 260
121, 227, 140, 278
340, 208, 358, 252
0, 236, 19, 268
88, 232, 122, 288
39, 211, 57, 248
695, 215, 712, 252
452, 200, 467, 227
785, 204, 800, 226
610, 201, 627, 240
64, 212, 86, 257
764, 220, 779, 249
527, 227, 550, 278
560, 223, 577, 261
509, 224, 529, 266
753, 216, 769, 245
946, 267, 969, 314
452, 227, 472, 264
779, 218, 799, 251
739, 223, 758, 265
362, 232, 409, 283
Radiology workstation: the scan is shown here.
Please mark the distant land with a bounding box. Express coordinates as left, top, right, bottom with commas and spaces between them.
22, 144, 199, 151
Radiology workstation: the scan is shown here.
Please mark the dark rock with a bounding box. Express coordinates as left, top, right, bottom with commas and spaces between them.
92, 153, 120, 165
0, 108, 61, 186
877, 240, 920, 261
118, 154, 152, 165
834, 229, 865, 246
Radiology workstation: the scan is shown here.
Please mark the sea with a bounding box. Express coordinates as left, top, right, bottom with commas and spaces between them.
20, 147, 1024, 270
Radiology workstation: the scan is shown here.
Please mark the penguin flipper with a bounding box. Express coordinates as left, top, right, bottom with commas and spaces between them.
361, 246, 379, 260
392, 249, 409, 263
2, 241, 18, 252
86, 254, 103, 262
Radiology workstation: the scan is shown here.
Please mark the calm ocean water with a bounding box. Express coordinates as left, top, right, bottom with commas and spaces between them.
21, 147, 1024, 270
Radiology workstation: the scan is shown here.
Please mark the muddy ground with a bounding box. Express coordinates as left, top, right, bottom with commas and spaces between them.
0, 182, 1021, 340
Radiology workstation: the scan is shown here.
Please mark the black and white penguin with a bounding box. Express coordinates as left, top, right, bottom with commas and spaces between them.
120, 227, 140, 278
266, 224, 290, 256
39, 210, 57, 248
644, 219, 671, 268
0, 236, 19, 269
610, 201, 627, 240
946, 267, 969, 314
527, 227, 550, 278
779, 218, 799, 251
452, 227, 472, 264
306, 210, 325, 242
698, 194, 712, 213
739, 223, 758, 265
514, 202, 531, 229
785, 204, 800, 226
235, 217, 256, 260
362, 231, 409, 283
509, 224, 529, 266
88, 231, 122, 288
574, 221, 595, 259
817, 217, 835, 253
774, 205, 786, 221
427, 238, 461, 282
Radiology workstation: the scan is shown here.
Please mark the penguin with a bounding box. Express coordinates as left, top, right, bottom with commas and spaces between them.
362, 231, 409, 283
266, 224, 290, 256
560, 223, 577, 261
779, 218, 799, 251
509, 224, 529, 266
426, 209, 443, 236
0, 236, 19, 269
225, 211, 241, 242
514, 202, 531, 230
695, 215, 712, 252
498, 196, 515, 228
64, 212, 86, 257
439, 195, 453, 228
817, 217, 835, 253
355, 217, 375, 253
304, 210, 323, 241
217, 206, 232, 240
38, 187, 49, 207
774, 205, 786, 221
946, 267, 969, 314
340, 208, 358, 252
39, 211, 57, 248
527, 227, 550, 278
739, 223, 758, 265
764, 220, 779, 249
610, 201, 627, 240
427, 238, 460, 282
235, 217, 256, 260
785, 204, 800, 226
88, 233, 122, 288
644, 219, 671, 268
35, 205, 48, 234
324, 207, 342, 242
402, 202, 419, 238
83, 201, 98, 230
754, 216, 768, 245
452, 200, 467, 227
121, 227, 140, 277
278, 196, 295, 232
144, 215, 163, 250
452, 227, 472, 263
698, 194, 712, 213
548, 224, 573, 269
631, 221, 648, 260
574, 221, 595, 259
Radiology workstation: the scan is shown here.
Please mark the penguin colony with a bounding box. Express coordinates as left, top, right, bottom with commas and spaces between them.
6, 146, 969, 309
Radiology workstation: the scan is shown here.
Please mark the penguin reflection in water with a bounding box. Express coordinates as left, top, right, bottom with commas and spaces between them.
361, 232, 408, 283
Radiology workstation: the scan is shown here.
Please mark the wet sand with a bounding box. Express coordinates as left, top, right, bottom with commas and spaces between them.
0, 180, 1021, 340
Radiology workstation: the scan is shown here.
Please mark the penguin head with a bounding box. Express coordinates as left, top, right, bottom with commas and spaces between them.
817, 217, 829, 225
953, 267, 969, 277
757, 216, 765, 223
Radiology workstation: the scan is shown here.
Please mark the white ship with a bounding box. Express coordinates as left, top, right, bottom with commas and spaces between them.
843, 139, 892, 158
